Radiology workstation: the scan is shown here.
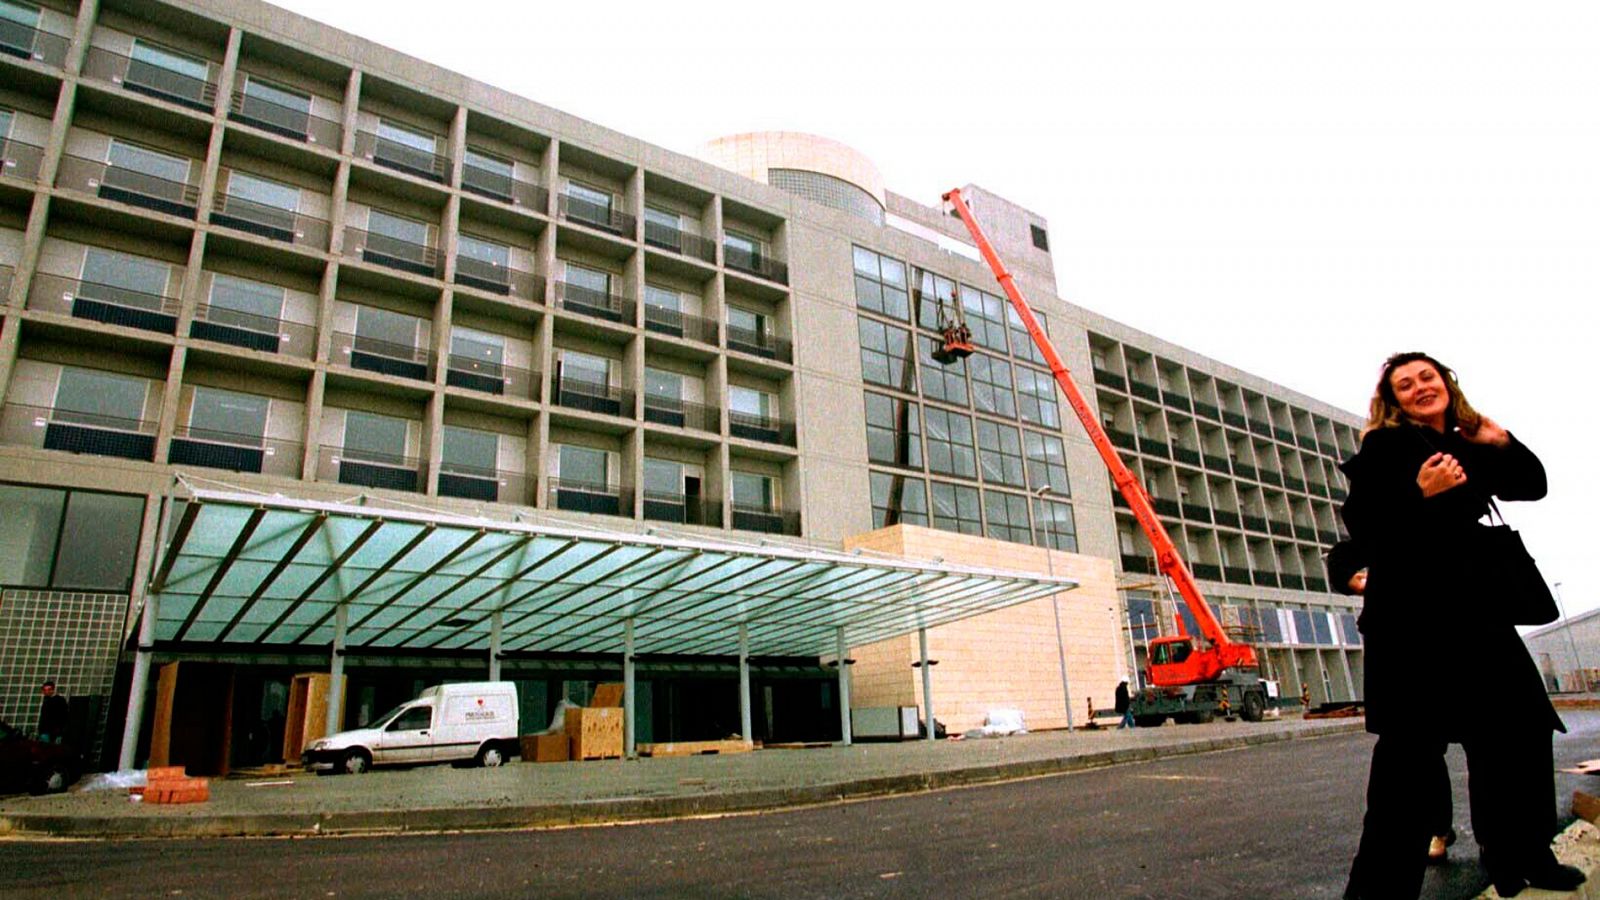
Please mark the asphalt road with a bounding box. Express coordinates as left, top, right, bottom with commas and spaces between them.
3, 714, 1595, 900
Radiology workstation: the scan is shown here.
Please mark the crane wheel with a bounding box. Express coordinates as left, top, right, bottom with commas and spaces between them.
1133, 715, 1166, 728
1191, 709, 1216, 725
1241, 691, 1266, 722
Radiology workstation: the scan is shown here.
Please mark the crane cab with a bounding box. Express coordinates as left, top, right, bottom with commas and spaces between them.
1147, 636, 1203, 687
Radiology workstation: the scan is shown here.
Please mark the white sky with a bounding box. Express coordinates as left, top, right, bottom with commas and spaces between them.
269, 0, 1600, 616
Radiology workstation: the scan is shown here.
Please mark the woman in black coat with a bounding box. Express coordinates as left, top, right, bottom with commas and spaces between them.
1338, 351, 1579, 899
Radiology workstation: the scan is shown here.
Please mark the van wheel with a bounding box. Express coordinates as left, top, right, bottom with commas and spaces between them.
477, 744, 506, 768
341, 749, 371, 775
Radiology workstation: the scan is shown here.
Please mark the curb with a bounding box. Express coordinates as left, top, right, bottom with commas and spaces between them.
0, 721, 1367, 840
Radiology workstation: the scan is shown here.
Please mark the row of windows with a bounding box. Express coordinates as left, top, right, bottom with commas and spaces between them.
869, 471, 1078, 552
1127, 596, 1361, 648
854, 247, 1050, 367
858, 317, 1060, 428
0, 484, 144, 592
865, 392, 1071, 494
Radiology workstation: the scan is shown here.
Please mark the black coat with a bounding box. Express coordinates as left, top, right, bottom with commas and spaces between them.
1114, 682, 1130, 714
1338, 424, 1559, 738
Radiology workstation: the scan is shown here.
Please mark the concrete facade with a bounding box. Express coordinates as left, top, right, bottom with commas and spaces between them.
1524, 608, 1600, 693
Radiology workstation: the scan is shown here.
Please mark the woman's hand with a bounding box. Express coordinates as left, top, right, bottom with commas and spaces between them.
1347, 570, 1368, 595
1417, 452, 1467, 497
1460, 416, 1510, 447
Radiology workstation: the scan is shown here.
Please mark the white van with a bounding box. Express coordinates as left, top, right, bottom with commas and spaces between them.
302, 682, 519, 775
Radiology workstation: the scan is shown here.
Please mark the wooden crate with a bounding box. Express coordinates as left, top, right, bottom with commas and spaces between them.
564, 707, 623, 760
590, 683, 624, 708
638, 739, 753, 758
519, 733, 569, 763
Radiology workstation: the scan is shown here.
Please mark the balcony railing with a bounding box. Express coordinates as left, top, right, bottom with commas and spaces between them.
343, 226, 439, 278
1203, 454, 1230, 472
644, 222, 717, 264
731, 503, 800, 536
643, 396, 719, 433
1296, 434, 1319, 452
83, 47, 220, 112
729, 410, 796, 446
1252, 570, 1279, 588
1318, 528, 1339, 546
1162, 391, 1191, 412
1248, 418, 1273, 438
438, 463, 531, 505
1213, 510, 1241, 529
643, 304, 718, 345
190, 303, 315, 358
445, 355, 538, 401
1172, 446, 1201, 466
169, 426, 302, 477
642, 490, 722, 528
1193, 401, 1221, 421
1242, 514, 1268, 533
27, 271, 181, 334
211, 187, 329, 250
547, 478, 633, 517
1137, 437, 1170, 458
1223, 566, 1253, 585
1120, 554, 1156, 575
0, 17, 71, 67
1, 138, 44, 183
723, 243, 788, 285
1, 402, 157, 461
461, 162, 550, 212
1221, 410, 1247, 429
1105, 428, 1137, 451
1182, 503, 1212, 522
1283, 475, 1306, 493
1307, 481, 1330, 498
1232, 463, 1257, 481
1268, 520, 1294, 538
1280, 574, 1305, 591
1129, 380, 1160, 402
353, 130, 448, 183
1306, 576, 1329, 593
1274, 426, 1295, 444
57, 154, 201, 219
452, 257, 544, 304
552, 375, 634, 418
1091, 369, 1127, 392
1258, 469, 1283, 487
1192, 563, 1223, 581
331, 331, 436, 382
228, 87, 342, 147
318, 445, 426, 493
1151, 497, 1181, 518
1294, 524, 1318, 542
726, 325, 793, 363
558, 193, 634, 236
552, 279, 634, 324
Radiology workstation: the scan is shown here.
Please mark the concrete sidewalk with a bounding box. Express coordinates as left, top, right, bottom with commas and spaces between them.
0, 717, 1365, 839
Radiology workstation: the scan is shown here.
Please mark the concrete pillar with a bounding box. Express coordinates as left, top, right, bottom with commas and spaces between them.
326, 603, 347, 735
623, 619, 636, 759
738, 624, 752, 744
836, 626, 851, 746
117, 495, 172, 771
919, 627, 935, 742
488, 610, 503, 681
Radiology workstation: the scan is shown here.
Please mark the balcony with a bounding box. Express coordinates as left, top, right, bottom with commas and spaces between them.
1224, 566, 1253, 585
0, 16, 71, 67
1172, 446, 1201, 466
1, 402, 157, 461
1268, 520, 1294, 538
1252, 570, 1279, 588
643, 396, 719, 433
83, 47, 219, 112
642, 490, 722, 528
190, 303, 315, 358
438, 463, 530, 505
1137, 437, 1170, 458
1191, 563, 1222, 581
168, 427, 302, 477
445, 356, 538, 400
1161, 391, 1191, 412
211, 188, 329, 250
1119, 554, 1156, 575
1213, 510, 1241, 529
343, 226, 439, 278
726, 325, 793, 364
1232, 463, 1257, 482
1258, 469, 1283, 487
1106, 428, 1137, 451
1318, 528, 1339, 545
1279, 574, 1304, 591
318, 445, 426, 493
723, 242, 788, 285
547, 478, 632, 517
1091, 369, 1127, 392
1181, 503, 1211, 522
57, 155, 201, 219
453, 257, 544, 304
331, 331, 436, 382
1221, 410, 1247, 429
1129, 380, 1160, 402
1242, 514, 1267, 533
1193, 401, 1221, 421
552, 375, 633, 418
644, 305, 718, 345
1203, 454, 1230, 472
1293, 524, 1318, 542
354, 130, 448, 183
1283, 475, 1306, 493
1, 138, 44, 183
1296, 434, 1319, 452
558, 193, 634, 236
1274, 426, 1295, 444
552, 279, 634, 325
729, 410, 796, 447
28, 271, 180, 334
643, 222, 717, 264
1307, 481, 1330, 498
461, 162, 549, 212
1305, 577, 1329, 593
1248, 418, 1273, 438
1151, 497, 1181, 518
731, 503, 800, 536
228, 87, 342, 147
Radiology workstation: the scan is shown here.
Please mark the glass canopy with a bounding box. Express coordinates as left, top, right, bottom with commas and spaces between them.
148, 488, 1079, 658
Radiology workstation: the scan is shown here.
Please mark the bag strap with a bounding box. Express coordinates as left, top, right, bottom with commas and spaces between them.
1486, 497, 1507, 526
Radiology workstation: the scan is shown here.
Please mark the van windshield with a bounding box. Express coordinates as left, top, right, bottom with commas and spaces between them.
368, 704, 411, 728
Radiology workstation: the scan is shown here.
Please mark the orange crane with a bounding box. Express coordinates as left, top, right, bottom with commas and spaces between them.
942, 188, 1268, 723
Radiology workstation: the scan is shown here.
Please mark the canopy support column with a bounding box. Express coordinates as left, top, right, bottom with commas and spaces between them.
488, 610, 503, 681
738, 624, 752, 745
836, 626, 852, 746
623, 619, 636, 759
919, 627, 935, 742
326, 604, 347, 735
119, 496, 172, 771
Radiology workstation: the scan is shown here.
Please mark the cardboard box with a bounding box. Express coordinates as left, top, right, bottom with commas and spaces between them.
565, 707, 623, 760
520, 733, 569, 763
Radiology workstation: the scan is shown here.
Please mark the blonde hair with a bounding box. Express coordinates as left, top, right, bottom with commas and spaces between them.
1363, 351, 1483, 437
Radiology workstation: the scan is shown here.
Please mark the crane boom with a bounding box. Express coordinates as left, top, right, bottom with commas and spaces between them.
941, 188, 1256, 684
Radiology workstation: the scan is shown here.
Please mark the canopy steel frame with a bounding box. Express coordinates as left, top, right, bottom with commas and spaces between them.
215, 513, 327, 643
171, 506, 266, 642
257, 517, 385, 642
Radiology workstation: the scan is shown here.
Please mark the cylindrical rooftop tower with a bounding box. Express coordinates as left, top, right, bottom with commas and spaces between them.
700, 132, 886, 225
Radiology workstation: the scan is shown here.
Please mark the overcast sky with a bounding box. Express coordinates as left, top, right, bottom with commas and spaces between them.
270, 0, 1600, 618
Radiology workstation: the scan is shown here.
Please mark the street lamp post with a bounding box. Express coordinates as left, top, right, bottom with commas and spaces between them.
1555, 582, 1589, 693
1035, 485, 1074, 730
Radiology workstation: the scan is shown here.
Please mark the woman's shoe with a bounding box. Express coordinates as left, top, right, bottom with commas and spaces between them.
1524, 860, 1586, 892
1426, 835, 1448, 864
1481, 850, 1529, 898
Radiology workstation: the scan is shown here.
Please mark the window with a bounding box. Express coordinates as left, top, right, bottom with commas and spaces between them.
566, 181, 613, 222
388, 705, 432, 732
450, 328, 504, 379
643, 458, 685, 496
914, 269, 957, 331
923, 407, 975, 478
969, 354, 1015, 418
1033, 497, 1077, 551
0, 484, 63, 586
343, 410, 408, 462
984, 490, 1032, 544
239, 76, 311, 134
80, 248, 170, 310
225, 171, 299, 211
188, 387, 268, 444
960, 285, 1009, 353
558, 349, 612, 386
1030, 224, 1049, 251
864, 392, 921, 470
458, 233, 510, 268
207, 274, 284, 330
930, 481, 981, 535
108, 139, 190, 187
0, 108, 11, 138
870, 471, 928, 528
857, 317, 914, 393
441, 425, 498, 474
643, 284, 681, 313
558, 444, 608, 486
462, 147, 514, 198
918, 335, 968, 405
378, 119, 436, 154
54, 367, 147, 427
50, 491, 145, 591
367, 209, 430, 249
728, 385, 774, 419
1008, 307, 1050, 366
644, 206, 682, 247
1024, 431, 1071, 496
727, 306, 769, 345
129, 38, 210, 105
354, 305, 420, 357
731, 471, 776, 511
723, 231, 762, 267
852, 246, 909, 320
1016, 367, 1061, 428
564, 263, 611, 297
644, 367, 683, 405
976, 420, 1026, 487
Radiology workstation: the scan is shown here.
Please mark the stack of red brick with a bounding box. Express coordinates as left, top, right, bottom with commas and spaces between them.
133, 766, 210, 804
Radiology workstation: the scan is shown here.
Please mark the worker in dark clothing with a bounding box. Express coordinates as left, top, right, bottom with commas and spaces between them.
37, 680, 69, 745
1114, 680, 1134, 729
